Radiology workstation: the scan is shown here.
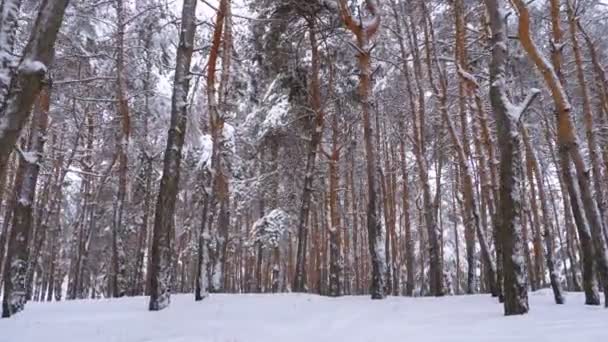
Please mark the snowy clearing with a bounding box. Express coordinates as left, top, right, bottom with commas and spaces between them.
0, 290, 606, 342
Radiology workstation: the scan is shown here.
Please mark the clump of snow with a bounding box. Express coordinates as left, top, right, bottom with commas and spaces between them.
250, 208, 290, 247
18, 59, 47, 75
258, 95, 289, 138
197, 134, 213, 170
18, 149, 39, 164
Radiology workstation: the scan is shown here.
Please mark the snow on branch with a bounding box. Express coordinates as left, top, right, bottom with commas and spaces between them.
250, 209, 291, 248
197, 134, 213, 171
509, 88, 541, 122
18, 59, 47, 76
15, 145, 39, 165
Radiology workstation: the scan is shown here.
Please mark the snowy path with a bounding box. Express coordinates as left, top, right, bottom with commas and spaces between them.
0, 291, 606, 342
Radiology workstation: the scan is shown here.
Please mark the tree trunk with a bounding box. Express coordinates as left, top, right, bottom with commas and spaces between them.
110, 0, 131, 298
522, 126, 564, 304
338, 0, 386, 300
293, 19, 325, 293
577, 21, 608, 241
0, 0, 70, 183
327, 112, 343, 297
543, 112, 582, 292
524, 139, 544, 291
484, 0, 529, 315
2, 85, 50, 317
148, 0, 197, 311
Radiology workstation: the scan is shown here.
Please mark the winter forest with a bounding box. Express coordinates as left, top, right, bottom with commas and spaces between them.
1, 0, 608, 339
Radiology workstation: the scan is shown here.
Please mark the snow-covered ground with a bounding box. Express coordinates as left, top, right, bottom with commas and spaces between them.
0, 291, 606, 342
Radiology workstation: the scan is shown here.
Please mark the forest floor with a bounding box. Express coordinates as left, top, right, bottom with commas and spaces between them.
0, 290, 606, 342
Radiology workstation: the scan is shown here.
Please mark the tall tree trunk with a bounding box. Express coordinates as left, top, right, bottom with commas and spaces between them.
473, 95, 501, 299
522, 126, 564, 304
338, 0, 386, 300
543, 112, 583, 292
110, 0, 131, 298
0, 0, 70, 183
327, 111, 343, 297
0, 152, 16, 283
349, 152, 361, 294
483, 0, 530, 315
410, 1, 443, 296
389, 0, 416, 297
577, 22, 608, 240
293, 19, 325, 293
195, 188, 209, 301
148, 0, 197, 311
524, 139, 544, 291
208, 0, 233, 293
2, 85, 50, 317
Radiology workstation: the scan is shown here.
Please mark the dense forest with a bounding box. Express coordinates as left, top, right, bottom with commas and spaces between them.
1, 0, 608, 319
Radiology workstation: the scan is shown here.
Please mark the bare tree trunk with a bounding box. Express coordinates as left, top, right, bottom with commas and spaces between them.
327, 111, 343, 297
338, 0, 386, 300
524, 139, 544, 291
0, 0, 70, 182
522, 126, 564, 304
110, 0, 131, 298
148, 0, 197, 311
348, 153, 361, 294
388, 0, 416, 297
543, 113, 583, 292
0, 152, 16, 283
293, 19, 325, 293
411, 1, 443, 296
195, 189, 209, 301
473, 95, 501, 299
2, 85, 50, 317
483, 0, 529, 315
577, 22, 608, 241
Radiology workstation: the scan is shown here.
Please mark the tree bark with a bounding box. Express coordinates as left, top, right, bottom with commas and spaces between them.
110, 0, 131, 298
148, 0, 197, 311
293, 19, 325, 293
0, 0, 70, 183
2, 85, 50, 317
327, 111, 343, 297
483, 0, 529, 315
338, 0, 386, 300
522, 126, 564, 304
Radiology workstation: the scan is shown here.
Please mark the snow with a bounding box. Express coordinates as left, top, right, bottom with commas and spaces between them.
16, 146, 39, 164
18, 59, 47, 75
260, 95, 289, 133
251, 209, 290, 247
1, 291, 606, 342
197, 134, 213, 170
